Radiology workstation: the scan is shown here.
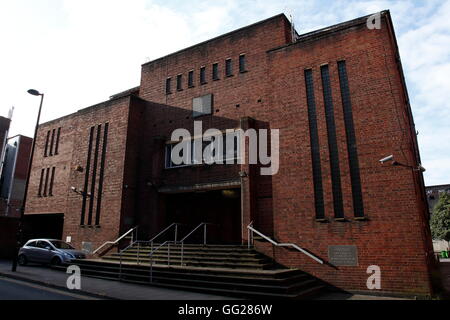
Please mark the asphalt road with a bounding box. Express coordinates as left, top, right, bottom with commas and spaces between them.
0, 277, 96, 300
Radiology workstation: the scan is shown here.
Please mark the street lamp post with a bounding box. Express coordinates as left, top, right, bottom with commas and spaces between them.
11, 89, 44, 272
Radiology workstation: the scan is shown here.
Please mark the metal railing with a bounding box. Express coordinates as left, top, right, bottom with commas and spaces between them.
107, 223, 213, 282
247, 222, 323, 264
147, 222, 214, 281
180, 223, 212, 266
120, 223, 181, 265
148, 240, 177, 282
116, 223, 180, 281
93, 226, 138, 255
148, 223, 180, 252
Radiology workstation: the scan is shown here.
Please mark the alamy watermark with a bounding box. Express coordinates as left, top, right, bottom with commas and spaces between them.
367, 13, 381, 30
66, 265, 81, 290
366, 265, 381, 290
170, 121, 279, 176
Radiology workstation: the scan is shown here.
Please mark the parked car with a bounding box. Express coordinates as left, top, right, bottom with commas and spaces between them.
18, 239, 86, 266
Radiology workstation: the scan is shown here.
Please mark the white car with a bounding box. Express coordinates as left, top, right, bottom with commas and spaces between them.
18, 239, 86, 266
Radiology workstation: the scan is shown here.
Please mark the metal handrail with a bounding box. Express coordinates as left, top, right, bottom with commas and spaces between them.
120, 227, 142, 253
247, 222, 323, 264
117, 223, 181, 267
180, 222, 211, 266
149, 223, 180, 252
149, 240, 177, 282
93, 226, 138, 255
180, 223, 207, 243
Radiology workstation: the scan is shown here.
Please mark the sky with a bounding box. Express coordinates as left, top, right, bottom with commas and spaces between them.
0, 0, 449, 186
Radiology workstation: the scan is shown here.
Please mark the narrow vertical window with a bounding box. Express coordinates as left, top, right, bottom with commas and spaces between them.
165, 144, 172, 168
55, 127, 61, 155
200, 67, 206, 84
49, 167, 55, 196
321, 65, 345, 219
43, 168, 50, 197
88, 125, 101, 226
305, 69, 325, 220
338, 61, 365, 217
49, 129, 55, 156
81, 126, 94, 225
38, 169, 45, 196
95, 123, 109, 226
177, 74, 183, 91
165, 78, 172, 94
212, 63, 219, 80
44, 130, 50, 157
239, 54, 246, 73
225, 59, 233, 77
188, 70, 194, 88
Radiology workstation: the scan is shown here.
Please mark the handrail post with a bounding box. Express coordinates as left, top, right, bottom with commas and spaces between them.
175, 224, 178, 242
168, 243, 171, 266
181, 242, 184, 266
150, 258, 153, 283
119, 253, 122, 280
137, 242, 140, 265
203, 224, 207, 246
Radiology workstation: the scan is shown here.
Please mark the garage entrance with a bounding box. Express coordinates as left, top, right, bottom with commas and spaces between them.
165, 189, 241, 244
23, 213, 64, 241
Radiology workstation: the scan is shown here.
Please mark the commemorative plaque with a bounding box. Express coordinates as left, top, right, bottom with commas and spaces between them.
328, 245, 358, 266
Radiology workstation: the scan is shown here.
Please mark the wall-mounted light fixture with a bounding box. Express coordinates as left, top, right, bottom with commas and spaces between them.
70, 186, 91, 197
239, 171, 248, 178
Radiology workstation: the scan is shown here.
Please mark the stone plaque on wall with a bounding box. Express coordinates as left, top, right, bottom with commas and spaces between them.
82, 241, 93, 254
328, 245, 358, 266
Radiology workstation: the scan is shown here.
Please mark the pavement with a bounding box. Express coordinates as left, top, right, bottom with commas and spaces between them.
0, 259, 234, 300
0, 277, 94, 300
1, 259, 443, 300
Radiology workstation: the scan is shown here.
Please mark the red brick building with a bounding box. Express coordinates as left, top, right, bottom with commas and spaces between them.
25, 11, 434, 295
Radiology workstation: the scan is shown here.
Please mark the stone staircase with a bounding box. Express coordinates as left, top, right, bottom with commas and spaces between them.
103, 243, 274, 269
63, 243, 328, 299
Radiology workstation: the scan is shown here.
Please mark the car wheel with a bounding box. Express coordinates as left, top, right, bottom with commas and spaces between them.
50, 257, 61, 267
18, 254, 27, 266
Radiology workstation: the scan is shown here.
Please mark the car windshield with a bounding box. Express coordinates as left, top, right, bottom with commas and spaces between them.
50, 241, 74, 249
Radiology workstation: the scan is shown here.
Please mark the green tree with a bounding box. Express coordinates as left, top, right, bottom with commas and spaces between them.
430, 193, 450, 241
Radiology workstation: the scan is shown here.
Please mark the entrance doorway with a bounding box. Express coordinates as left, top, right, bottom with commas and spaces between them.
165, 188, 241, 244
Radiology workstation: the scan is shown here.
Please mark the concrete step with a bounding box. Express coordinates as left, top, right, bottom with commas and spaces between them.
124, 246, 257, 255
74, 259, 302, 278
71, 266, 326, 299
61, 259, 327, 299
104, 243, 276, 270
101, 256, 273, 269
107, 252, 269, 263
123, 248, 262, 257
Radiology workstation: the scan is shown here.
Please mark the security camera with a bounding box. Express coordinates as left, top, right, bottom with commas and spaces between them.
417, 164, 426, 172
379, 155, 394, 164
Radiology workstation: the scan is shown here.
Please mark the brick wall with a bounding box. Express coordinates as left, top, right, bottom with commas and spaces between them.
26, 97, 133, 250
257, 14, 433, 295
